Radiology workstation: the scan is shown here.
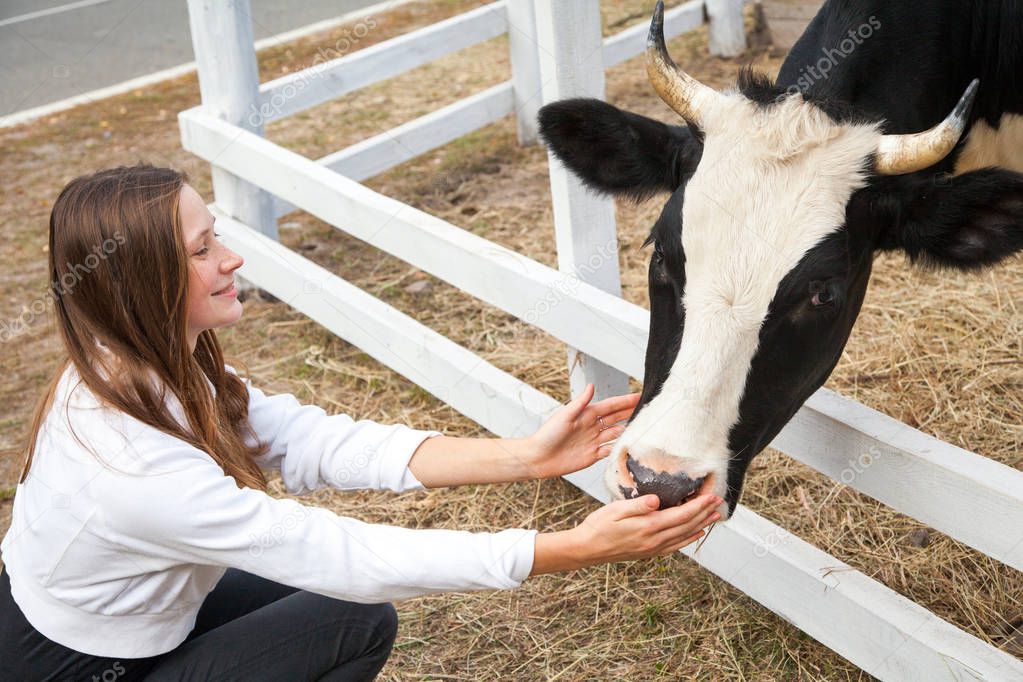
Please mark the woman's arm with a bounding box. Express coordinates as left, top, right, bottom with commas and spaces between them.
408, 384, 640, 488
239, 372, 439, 494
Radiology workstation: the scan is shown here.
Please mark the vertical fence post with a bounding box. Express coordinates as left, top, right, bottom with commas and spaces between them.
506, 0, 542, 146
707, 0, 747, 57
186, 0, 278, 242
534, 0, 631, 415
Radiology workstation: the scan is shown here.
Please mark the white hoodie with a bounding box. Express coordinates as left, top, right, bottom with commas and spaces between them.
0, 364, 536, 658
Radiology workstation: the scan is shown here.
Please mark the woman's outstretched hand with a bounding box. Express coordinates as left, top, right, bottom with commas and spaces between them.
530, 493, 723, 575
523, 384, 641, 479
406, 384, 640, 488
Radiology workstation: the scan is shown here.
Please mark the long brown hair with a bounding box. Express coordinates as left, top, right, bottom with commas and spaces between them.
20, 163, 268, 491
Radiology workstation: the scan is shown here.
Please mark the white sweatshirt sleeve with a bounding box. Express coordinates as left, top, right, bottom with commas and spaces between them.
237, 373, 440, 495
94, 441, 537, 603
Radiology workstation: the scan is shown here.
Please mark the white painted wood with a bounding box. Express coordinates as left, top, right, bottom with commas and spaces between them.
772, 387, 1023, 572
506, 0, 542, 145
274, 82, 515, 217
707, 0, 747, 57
602, 0, 704, 68
534, 0, 629, 400
185, 0, 277, 241
180, 108, 1023, 577
673, 506, 1023, 681
256, 1, 508, 123
213, 206, 1023, 682
179, 107, 650, 374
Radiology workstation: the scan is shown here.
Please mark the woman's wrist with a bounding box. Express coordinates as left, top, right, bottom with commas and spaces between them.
529, 527, 591, 576
495, 436, 543, 482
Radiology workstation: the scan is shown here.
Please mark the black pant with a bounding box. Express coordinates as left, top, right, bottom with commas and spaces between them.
0, 566, 397, 681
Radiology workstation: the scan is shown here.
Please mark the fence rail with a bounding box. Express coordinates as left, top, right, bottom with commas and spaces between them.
182, 1, 1023, 678
257, 1, 510, 124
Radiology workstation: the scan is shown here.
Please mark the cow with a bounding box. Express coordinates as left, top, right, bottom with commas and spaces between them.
538, 1, 1023, 518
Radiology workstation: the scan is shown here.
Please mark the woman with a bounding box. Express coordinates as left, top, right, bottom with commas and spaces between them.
0, 164, 721, 681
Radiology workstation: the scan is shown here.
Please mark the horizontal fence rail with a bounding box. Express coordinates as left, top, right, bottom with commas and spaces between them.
181, 108, 1023, 575
257, 1, 509, 124
212, 208, 1023, 681
273, 82, 515, 217
603, 0, 704, 67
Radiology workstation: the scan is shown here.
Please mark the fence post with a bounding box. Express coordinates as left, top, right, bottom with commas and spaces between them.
707, 0, 747, 57
506, 0, 542, 146
505, 0, 544, 145
534, 0, 631, 413
186, 0, 278, 242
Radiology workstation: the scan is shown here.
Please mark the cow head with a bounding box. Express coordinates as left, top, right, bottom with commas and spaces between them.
538, 2, 1023, 518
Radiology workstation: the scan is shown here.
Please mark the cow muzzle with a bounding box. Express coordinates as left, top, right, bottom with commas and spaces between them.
606, 449, 716, 510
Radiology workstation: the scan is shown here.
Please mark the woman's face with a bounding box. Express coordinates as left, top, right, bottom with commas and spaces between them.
179, 184, 244, 349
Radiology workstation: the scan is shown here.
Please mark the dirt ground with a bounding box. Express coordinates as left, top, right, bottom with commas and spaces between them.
1, 1, 1020, 680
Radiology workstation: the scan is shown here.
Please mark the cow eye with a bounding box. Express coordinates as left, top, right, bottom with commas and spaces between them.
653, 244, 665, 264
809, 280, 834, 307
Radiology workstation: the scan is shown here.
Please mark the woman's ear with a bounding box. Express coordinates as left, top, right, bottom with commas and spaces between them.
871, 168, 1023, 270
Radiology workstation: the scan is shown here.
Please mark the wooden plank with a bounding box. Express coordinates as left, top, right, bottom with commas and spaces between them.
180, 110, 1023, 572
274, 82, 514, 217
771, 388, 1023, 572
212, 207, 1023, 682
186, 0, 276, 240
506, 0, 541, 145
602, 0, 704, 68
673, 505, 1023, 681
256, 1, 508, 123
534, 1, 629, 400
707, 0, 747, 57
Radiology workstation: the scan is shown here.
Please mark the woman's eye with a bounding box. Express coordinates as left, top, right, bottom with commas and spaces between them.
195, 246, 209, 257
809, 280, 835, 307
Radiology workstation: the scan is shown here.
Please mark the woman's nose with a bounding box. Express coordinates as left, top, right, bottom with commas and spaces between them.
222, 249, 244, 272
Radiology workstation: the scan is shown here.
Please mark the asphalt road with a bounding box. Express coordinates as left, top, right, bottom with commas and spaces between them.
0, 0, 387, 117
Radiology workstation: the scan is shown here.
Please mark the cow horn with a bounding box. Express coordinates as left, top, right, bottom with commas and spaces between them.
875, 79, 979, 175
646, 0, 721, 124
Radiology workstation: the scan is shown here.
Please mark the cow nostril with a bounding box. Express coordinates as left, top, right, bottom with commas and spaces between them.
626, 455, 706, 509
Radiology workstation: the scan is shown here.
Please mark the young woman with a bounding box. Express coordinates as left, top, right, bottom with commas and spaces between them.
0, 164, 722, 681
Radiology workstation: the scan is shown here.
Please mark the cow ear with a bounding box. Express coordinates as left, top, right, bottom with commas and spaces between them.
538, 98, 702, 202
873, 168, 1023, 271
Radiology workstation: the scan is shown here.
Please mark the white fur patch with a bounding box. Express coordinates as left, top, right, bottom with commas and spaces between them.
608, 92, 882, 518
955, 113, 1023, 174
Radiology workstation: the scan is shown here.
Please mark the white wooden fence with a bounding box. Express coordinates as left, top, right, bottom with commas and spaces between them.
180, 1, 1023, 679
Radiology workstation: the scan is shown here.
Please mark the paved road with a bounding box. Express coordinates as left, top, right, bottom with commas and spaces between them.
0, 0, 387, 117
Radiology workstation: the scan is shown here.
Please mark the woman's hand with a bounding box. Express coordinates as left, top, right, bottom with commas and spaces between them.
522, 384, 641, 480
530, 493, 723, 575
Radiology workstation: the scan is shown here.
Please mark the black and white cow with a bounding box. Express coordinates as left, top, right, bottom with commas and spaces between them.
538, 1, 1023, 517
